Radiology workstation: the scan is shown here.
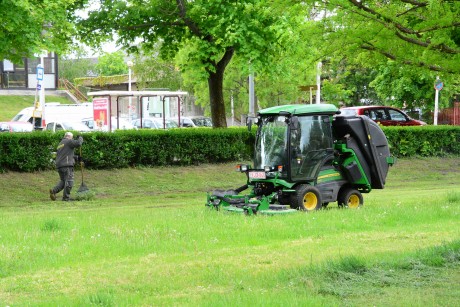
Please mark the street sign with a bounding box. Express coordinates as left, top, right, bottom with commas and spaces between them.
434, 79, 443, 91
299, 85, 318, 91
37, 65, 44, 81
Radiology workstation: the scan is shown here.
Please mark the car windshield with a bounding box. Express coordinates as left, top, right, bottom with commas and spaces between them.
11, 123, 33, 132
340, 109, 357, 116
154, 119, 178, 128
63, 122, 91, 131
254, 115, 288, 170
191, 117, 213, 127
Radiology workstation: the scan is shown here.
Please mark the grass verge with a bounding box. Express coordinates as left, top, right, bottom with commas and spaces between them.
0, 157, 459, 306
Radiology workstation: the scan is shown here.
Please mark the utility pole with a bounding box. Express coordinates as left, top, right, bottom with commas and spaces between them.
316, 61, 322, 104
434, 76, 443, 126
249, 73, 255, 116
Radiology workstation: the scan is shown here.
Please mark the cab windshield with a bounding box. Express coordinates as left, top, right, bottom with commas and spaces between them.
290, 115, 333, 181
254, 115, 288, 170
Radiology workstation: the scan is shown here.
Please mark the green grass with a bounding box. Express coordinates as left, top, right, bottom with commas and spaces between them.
0, 95, 73, 121
0, 157, 459, 306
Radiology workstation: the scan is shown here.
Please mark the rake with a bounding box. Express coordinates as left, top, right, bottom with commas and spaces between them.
77, 147, 90, 193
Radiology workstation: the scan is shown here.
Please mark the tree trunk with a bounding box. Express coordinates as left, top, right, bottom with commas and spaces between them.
208, 47, 234, 128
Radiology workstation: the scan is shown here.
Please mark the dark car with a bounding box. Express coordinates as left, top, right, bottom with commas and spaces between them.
340, 106, 426, 126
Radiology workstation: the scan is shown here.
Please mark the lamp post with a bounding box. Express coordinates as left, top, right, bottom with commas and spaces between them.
316, 61, 322, 104
127, 60, 134, 120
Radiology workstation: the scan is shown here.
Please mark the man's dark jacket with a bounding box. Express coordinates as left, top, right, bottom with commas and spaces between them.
55, 136, 83, 168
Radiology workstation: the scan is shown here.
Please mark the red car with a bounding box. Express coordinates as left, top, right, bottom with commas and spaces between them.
340, 106, 426, 126
0, 121, 34, 132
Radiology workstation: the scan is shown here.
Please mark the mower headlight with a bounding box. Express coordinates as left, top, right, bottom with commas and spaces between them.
236, 164, 249, 172
264, 165, 272, 172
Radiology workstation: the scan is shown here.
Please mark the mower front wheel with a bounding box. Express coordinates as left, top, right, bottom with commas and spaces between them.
338, 188, 363, 209
294, 185, 322, 211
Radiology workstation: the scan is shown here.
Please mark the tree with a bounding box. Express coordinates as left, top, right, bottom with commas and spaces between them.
59, 48, 96, 83
95, 51, 128, 76
290, 0, 460, 109
306, 0, 460, 73
0, 0, 77, 62
76, 0, 288, 128
131, 45, 184, 92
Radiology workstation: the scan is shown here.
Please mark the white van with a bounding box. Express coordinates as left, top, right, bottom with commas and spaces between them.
12, 102, 93, 128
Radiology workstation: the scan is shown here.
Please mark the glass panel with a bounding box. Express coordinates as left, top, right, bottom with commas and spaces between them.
254, 115, 288, 169
27, 58, 40, 73
290, 115, 333, 181
44, 58, 55, 73
3, 60, 14, 72
6, 72, 26, 88
387, 109, 406, 121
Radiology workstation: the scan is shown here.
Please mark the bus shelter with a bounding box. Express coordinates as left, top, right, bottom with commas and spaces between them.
87, 90, 188, 131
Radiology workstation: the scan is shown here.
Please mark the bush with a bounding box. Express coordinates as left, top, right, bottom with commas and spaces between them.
0, 126, 458, 173
0, 128, 254, 172
382, 126, 460, 157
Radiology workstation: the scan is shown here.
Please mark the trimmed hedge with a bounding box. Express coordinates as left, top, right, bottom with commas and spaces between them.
0, 126, 458, 173
0, 128, 254, 172
382, 126, 460, 157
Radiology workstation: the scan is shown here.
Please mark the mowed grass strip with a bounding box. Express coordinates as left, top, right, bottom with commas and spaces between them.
0, 157, 459, 306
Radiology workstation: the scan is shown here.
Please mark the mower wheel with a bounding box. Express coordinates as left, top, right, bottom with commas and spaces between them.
294, 185, 322, 211
338, 188, 363, 209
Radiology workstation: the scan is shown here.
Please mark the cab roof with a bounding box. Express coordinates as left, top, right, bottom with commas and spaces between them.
258, 104, 339, 116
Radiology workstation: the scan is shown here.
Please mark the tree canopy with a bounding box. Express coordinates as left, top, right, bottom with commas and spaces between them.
76, 0, 291, 127
0, 0, 77, 62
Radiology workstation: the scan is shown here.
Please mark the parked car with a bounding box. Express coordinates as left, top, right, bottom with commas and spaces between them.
132, 118, 178, 129
82, 117, 137, 131
0, 121, 34, 132
178, 116, 213, 128
340, 106, 427, 126
45, 121, 92, 133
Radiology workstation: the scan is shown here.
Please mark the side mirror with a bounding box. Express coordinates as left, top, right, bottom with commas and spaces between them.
246, 116, 258, 131
290, 116, 299, 130
247, 118, 253, 131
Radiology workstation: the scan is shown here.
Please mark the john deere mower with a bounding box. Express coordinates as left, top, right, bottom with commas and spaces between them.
206, 104, 395, 215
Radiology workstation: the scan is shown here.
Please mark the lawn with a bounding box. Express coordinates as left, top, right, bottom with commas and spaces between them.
0, 157, 459, 306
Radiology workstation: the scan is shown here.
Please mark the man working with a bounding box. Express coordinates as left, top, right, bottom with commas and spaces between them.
50, 132, 83, 201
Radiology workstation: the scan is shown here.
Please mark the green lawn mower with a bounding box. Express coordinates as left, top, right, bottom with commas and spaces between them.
206, 104, 395, 215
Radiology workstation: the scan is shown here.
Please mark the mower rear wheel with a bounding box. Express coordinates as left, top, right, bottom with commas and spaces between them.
294, 185, 322, 211
338, 188, 363, 209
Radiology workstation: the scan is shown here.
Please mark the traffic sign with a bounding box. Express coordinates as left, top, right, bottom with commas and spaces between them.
434, 79, 443, 91
299, 85, 318, 91
37, 65, 44, 81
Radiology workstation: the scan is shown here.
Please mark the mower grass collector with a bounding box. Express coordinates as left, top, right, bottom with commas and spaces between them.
206, 104, 395, 215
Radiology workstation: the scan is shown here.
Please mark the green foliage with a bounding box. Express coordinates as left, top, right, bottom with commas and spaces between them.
0, 126, 458, 172
0, 132, 56, 172
132, 49, 185, 91
382, 126, 460, 157
76, 0, 293, 127
59, 56, 96, 83
0, 0, 76, 61
95, 51, 128, 76
0, 128, 254, 172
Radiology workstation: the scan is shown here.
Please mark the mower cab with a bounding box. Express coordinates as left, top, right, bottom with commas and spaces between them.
206, 104, 395, 215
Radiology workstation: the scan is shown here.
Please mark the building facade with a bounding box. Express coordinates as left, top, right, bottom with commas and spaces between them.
0, 52, 58, 90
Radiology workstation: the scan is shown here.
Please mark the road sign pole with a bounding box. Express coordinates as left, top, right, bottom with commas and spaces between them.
433, 76, 443, 126
434, 88, 439, 126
